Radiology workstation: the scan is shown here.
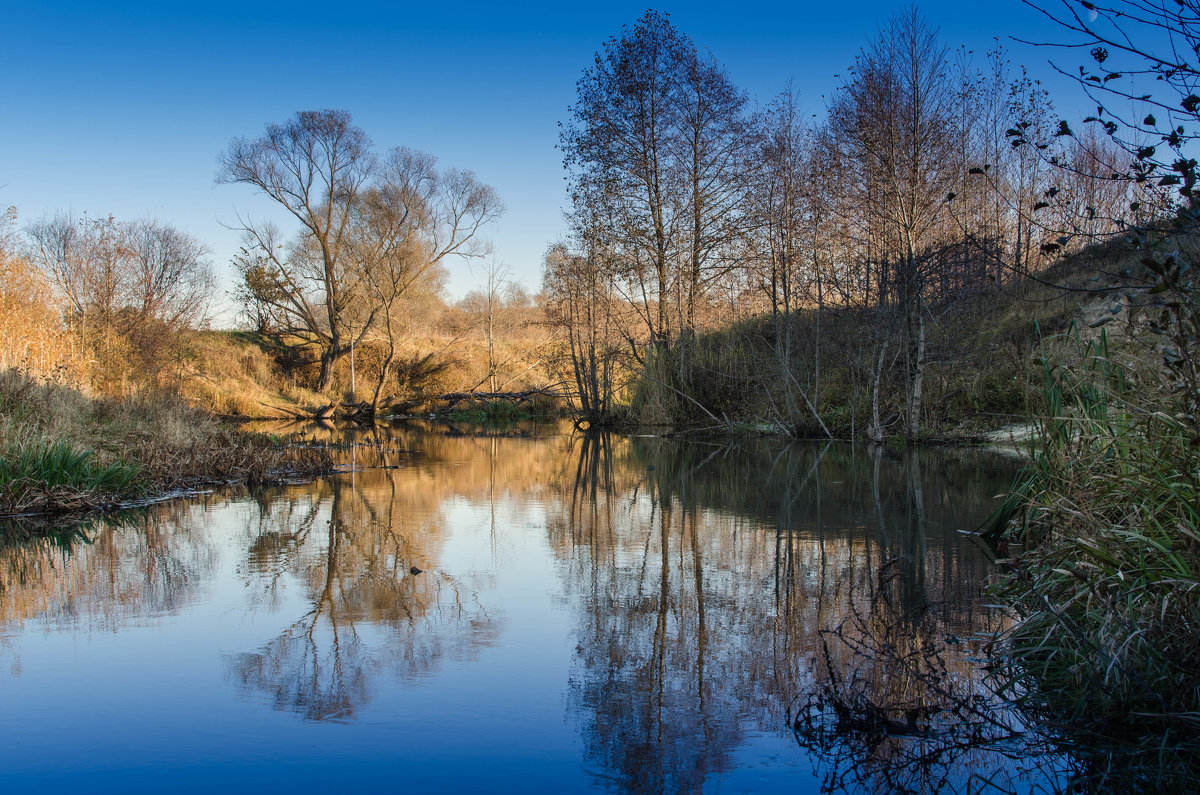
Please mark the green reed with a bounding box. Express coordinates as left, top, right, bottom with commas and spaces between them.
986, 323, 1200, 772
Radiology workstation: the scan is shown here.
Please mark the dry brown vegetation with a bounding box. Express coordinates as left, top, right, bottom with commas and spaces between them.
0, 209, 88, 381
0, 206, 337, 516
0, 370, 332, 516
179, 295, 559, 420
629, 235, 1152, 440
0, 196, 556, 519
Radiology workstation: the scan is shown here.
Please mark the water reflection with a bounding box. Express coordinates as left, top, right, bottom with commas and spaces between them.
228, 457, 505, 721
0, 504, 218, 632
0, 424, 1064, 792
549, 435, 1035, 793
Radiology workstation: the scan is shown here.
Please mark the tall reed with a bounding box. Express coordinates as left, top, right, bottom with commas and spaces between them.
986, 322, 1200, 775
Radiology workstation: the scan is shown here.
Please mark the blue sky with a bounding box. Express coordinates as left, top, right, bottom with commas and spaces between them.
1, 1, 1078, 324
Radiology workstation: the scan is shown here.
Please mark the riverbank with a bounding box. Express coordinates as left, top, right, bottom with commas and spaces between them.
0, 370, 333, 517
977, 247, 1200, 783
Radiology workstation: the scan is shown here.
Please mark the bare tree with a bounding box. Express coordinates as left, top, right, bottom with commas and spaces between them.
749, 88, 832, 436
560, 10, 756, 428
829, 9, 960, 441
27, 213, 212, 332
25, 212, 213, 391
458, 258, 516, 394
562, 10, 688, 350
219, 109, 377, 393
124, 218, 214, 328
26, 213, 126, 332
544, 239, 625, 424
672, 46, 753, 376
350, 147, 501, 413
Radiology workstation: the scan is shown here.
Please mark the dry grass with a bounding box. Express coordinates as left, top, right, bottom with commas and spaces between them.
0, 369, 332, 516
176, 327, 559, 419
180, 331, 323, 417
622, 235, 1190, 438
0, 243, 87, 381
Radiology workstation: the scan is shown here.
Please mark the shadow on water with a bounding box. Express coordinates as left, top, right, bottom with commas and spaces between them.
0, 423, 1164, 790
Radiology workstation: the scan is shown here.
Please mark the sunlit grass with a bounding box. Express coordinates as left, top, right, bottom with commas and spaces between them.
0, 368, 333, 516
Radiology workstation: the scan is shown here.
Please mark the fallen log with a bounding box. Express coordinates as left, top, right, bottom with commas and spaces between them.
259, 402, 338, 421
433, 389, 561, 410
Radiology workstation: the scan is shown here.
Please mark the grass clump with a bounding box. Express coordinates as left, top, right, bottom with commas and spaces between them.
445, 396, 565, 424
985, 317, 1200, 780
0, 440, 145, 514
0, 440, 141, 491
448, 399, 529, 423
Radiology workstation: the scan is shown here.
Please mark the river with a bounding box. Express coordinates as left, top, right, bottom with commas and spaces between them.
0, 421, 1071, 793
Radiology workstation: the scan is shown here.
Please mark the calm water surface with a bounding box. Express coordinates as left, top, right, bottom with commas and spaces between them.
0, 423, 1057, 793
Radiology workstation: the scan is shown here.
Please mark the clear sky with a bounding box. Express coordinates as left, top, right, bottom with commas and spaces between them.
1, 1, 1078, 325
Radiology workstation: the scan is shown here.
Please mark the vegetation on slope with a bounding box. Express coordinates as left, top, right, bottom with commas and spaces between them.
985, 324, 1199, 783
0, 370, 332, 516
623, 244, 1123, 439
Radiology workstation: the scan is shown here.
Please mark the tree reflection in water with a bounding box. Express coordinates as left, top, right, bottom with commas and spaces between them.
0, 423, 1080, 790
550, 433, 1062, 793
227, 428, 505, 722
0, 504, 217, 633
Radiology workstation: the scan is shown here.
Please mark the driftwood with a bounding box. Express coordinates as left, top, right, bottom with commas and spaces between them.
260, 402, 311, 419
260, 402, 338, 421
339, 401, 375, 424
350, 389, 560, 417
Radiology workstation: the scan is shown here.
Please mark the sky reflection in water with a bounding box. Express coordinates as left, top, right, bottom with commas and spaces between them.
0, 424, 1052, 793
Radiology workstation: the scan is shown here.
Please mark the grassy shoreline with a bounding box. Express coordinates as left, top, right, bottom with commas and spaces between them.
979, 312, 1200, 784
0, 370, 333, 518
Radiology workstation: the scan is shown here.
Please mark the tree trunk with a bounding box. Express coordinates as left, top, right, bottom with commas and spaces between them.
371, 333, 396, 416
906, 295, 926, 442
869, 332, 890, 443
316, 347, 337, 393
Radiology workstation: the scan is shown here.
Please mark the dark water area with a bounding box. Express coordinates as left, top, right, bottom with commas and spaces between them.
0, 422, 1068, 793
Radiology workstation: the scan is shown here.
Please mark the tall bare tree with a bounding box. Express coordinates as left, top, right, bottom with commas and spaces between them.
562, 11, 689, 350
219, 109, 376, 393
672, 46, 752, 375
750, 88, 831, 436
829, 9, 960, 440
561, 10, 755, 426
349, 147, 501, 413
